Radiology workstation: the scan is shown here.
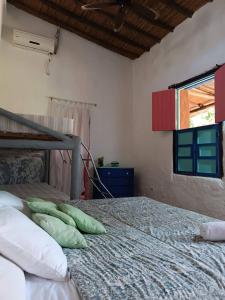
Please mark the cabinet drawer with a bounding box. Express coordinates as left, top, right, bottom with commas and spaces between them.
98, 168, 134, 178
101, 177, 133, 186
93, 188, 133, 199
109, 185, 133, 197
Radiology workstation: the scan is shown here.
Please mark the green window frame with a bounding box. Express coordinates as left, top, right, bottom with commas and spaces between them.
173, 123, 223, 178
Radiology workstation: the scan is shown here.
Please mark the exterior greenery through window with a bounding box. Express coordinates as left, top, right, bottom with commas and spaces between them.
173, 123, 223, 178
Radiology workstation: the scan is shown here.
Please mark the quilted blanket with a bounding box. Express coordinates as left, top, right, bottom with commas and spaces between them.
63, 197, 225, 300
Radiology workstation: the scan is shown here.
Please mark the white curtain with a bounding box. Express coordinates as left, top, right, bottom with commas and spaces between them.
48, 99, 91, 198
0, 0, 6, 40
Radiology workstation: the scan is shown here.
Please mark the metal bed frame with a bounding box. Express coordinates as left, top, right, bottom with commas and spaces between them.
0, 108, 81, 200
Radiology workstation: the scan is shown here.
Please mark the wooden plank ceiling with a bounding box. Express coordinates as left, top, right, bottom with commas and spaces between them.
8, 0, 213, 59
187, 80, 215, 113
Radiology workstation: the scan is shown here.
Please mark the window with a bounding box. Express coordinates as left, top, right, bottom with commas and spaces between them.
173, 123, 223, 178
177, 75, 215, 129
152, 64, 225, 131
152, 65, 225, 178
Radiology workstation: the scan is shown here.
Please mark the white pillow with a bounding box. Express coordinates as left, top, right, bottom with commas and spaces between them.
0, 207, 67, 281
0, 255, 26, 300
0, 191, 24, 210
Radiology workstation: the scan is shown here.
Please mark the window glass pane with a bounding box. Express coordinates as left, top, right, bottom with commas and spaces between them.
178, 147, 191, 157
199, 145, 216, 157
178, 132, 193, 145
197, 159, 216, 173
197, 128, 216, 144
178, 159, 193, 172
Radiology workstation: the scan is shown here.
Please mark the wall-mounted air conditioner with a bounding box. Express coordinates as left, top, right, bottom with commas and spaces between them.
12, 29, 55, 54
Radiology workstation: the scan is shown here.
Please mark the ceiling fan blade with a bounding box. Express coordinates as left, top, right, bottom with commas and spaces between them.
147, 7, 159, 20
114, 5, 127, 32
81, 1, 118, 10
132, 3, 159, 20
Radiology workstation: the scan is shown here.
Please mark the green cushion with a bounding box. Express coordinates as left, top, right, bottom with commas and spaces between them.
27, 202, 76, 227
32, 213, 87, 249
58, 203, 106, 234
26, 197, 46, 203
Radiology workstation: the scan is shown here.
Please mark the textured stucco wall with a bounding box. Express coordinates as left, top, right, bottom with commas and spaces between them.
132, 0, 225, 219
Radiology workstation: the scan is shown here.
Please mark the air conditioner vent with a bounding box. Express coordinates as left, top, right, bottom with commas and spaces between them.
13, 29, 55, 54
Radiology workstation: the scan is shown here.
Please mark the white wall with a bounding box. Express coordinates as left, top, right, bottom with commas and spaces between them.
132, 0, 225, 219
0, 4, 133, 165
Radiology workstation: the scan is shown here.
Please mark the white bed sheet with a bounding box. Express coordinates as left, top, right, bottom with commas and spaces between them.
25, 274, 81, 300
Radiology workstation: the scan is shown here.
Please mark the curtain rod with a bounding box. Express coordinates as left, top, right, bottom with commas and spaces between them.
48, 96, 97, 107
168, 64, 223, 89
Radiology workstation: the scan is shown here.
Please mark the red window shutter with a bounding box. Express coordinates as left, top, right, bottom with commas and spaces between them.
215, 64, 225, 123
152, 89, 176, 131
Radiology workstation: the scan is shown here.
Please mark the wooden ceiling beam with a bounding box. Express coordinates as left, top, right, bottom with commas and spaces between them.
196, 87, 214, 96
190, 102, 214, 114
8, 0, 139, 59
40, 0, 148, 52
131, 3, 174, 32
77, 0, 161, 44
192, 88, 214, 96
188, 91, 214, 100
159, 0, 193, 18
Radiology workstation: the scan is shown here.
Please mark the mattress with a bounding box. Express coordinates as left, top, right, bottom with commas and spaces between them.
0, 114, 74, 135
25, 274, 80, 300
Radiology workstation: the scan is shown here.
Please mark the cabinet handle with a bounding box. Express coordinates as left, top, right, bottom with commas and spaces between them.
126, 172, 129, 175
107, 172, 111, 175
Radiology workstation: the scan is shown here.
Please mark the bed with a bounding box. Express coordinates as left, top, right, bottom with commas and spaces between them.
0, 108, 81, 200
2, 181, 225, 300
1, 109, 225, 299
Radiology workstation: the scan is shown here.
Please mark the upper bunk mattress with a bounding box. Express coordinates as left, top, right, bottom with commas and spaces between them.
0, 114, 74, 135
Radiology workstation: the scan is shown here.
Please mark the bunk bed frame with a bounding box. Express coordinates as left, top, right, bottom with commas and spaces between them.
0, 108, 81, 200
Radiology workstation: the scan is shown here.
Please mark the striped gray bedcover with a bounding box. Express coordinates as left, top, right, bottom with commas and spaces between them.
63, 197, 225, 300
1, 184, 225, 299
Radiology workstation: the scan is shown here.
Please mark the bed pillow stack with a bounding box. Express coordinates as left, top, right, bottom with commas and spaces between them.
0, 190, 24, 210
0, 206, 68, 282
27, 201, 76, 227
27, 198, 106, 249
0, 255, 26, 300
32, 213, 87, 248
58, 203, 107, 234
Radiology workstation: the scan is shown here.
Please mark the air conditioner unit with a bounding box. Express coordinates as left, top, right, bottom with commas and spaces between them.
13, 29, 55, 54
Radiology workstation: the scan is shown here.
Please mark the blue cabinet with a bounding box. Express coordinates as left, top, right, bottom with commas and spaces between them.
93, 167, 134, 199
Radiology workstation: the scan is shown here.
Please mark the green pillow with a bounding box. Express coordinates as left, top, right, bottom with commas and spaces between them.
32, 213, 87, 249
27, 202, 76, 227
58, 203, 106, 234
26, 197, 46, 203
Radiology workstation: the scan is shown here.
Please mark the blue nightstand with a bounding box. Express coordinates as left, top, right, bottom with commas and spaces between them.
93, 167, 134, 199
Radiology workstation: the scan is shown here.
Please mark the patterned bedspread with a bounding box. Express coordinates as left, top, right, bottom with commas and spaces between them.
63, 197, 225, 300
2, 183, 225, 299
